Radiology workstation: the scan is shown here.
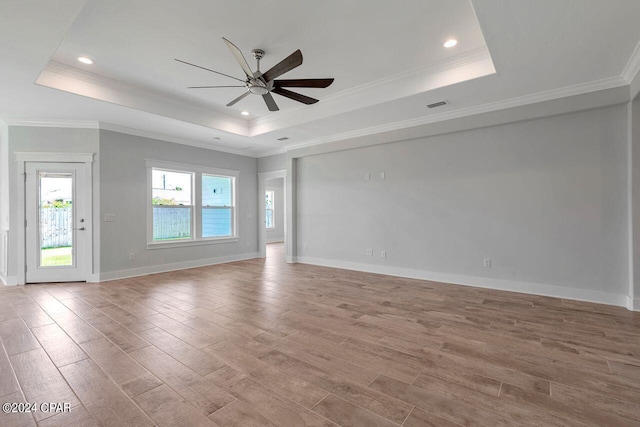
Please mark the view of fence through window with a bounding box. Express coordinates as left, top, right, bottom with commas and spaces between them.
152, 169, 192, 240
39, 173, 73, 266
151, 169, 235, 241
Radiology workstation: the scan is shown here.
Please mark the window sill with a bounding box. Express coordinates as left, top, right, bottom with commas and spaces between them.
147, 237, 239, 250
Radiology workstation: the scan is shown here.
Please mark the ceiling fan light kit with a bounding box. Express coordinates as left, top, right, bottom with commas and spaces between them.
176, 37, 334, 112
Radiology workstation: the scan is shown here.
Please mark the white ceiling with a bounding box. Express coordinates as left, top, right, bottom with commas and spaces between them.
2, 0, 640, 156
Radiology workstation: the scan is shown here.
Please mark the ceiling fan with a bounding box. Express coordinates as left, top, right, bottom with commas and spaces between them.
175, 37, 334, 112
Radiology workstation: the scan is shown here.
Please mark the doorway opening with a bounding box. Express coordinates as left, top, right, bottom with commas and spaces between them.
15, 152, 95, 285
258, 170, 286, 261
25, 163, 89, 283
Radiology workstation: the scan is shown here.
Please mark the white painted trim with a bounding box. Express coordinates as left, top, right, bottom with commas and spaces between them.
266, 237, 284, 244
99, 252, 259, 282
255, 147, 287, 158
147, 237, 239, 250
258, 170, 287, 259
15, 152, 94, 163
250, 47, 495, 134
627, 296, 640, 311
284, 76, 628, 152
0, 274, 18, 286
622, 40, 640, 84
3, 120, 99, 129
37, 61, 249, 137
145, 159, 239, 177
99, 123, 264, 158
296, 256, 630, 309
16, 158, 95, 284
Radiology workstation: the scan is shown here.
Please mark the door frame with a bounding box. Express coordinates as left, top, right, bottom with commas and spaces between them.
15, 152, 95, 285
258, 169, 286, 258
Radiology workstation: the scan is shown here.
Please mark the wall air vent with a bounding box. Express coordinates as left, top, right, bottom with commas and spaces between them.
427, 100, 448, 109
277, 137, 289, 141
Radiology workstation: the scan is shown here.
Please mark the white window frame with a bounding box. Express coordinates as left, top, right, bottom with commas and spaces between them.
201, 173, 236, 239
146, 159, 239, 249
150, 168, 195, 243
265, 190, 275, 229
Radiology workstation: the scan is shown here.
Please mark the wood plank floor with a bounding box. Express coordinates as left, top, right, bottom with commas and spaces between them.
1, 243, 639, 426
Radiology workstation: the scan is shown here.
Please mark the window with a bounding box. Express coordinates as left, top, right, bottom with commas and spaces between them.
202, 175, 234, 238
265, 190, 275, 229
147, 160, 239, 248
151, 169, 194, 241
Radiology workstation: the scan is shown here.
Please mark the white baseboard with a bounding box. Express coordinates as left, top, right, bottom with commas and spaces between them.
0, 274, 18, 286
296, 256, 629, 309
266, 237, 285, 244
99, 252, 260, 282
627, 296, 640, 311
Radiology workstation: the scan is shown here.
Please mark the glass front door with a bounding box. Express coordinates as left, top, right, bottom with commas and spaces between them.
26, 163, 87, 283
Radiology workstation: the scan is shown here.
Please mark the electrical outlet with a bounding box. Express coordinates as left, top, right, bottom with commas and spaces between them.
303, 243, 308, 250
484, 258, 492, 268
381, 250, 386, 258
365, 248, 373, 256
104, 213, 117, 222
380, 172, 385, 180
129, 252, 135, 261
365, 173, 370, 181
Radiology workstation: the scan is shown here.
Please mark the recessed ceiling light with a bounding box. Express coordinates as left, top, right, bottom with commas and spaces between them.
77, 56, 94, 64
241, 111, 250, 116
443, 39, 458, 48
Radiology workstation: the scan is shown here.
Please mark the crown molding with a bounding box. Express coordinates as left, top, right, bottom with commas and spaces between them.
249, 46, 496, 136
98, 122, 259, 157
622, 40, 640, 84
2, 119, 99, 129
284, 75, 628, 152
252, 47, 492, 128
44, 61, 230, 118
37, 61, 250, 136
254, 147, 287, 158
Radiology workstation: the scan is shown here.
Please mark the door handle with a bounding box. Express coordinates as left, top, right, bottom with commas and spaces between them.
74, 227, 86, 231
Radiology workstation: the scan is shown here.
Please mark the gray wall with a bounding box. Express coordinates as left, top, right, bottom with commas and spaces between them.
0, 125, 8, 230
266, 177, 284, 242
296, 105, 629, 298
99, 130, 258, 275
258, 153, 286, 173
5, 126, 100, 280
0, 125, 8, 279
632, 97, 640, 304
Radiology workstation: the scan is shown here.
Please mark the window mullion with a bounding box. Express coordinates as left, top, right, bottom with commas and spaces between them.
195, 172, 201, 240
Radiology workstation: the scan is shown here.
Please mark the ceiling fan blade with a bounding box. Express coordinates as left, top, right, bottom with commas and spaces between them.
174, 59, 245, 83
187, 85, 246, 89
262, 50, 303, 83
274, 78, 334, 88
222, 37, 254, 78
226, 91, 251, 107
272, 87, 318, 105
262, 93, 279, 111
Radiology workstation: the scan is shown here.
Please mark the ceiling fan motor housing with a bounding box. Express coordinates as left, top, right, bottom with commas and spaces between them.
248, 82, 269, 95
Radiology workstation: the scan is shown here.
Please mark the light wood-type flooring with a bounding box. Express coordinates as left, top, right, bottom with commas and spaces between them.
1, 243, 639, 426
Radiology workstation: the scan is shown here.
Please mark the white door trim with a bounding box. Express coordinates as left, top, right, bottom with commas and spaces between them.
15, 153, 94, 285
258, 170, 287, 258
